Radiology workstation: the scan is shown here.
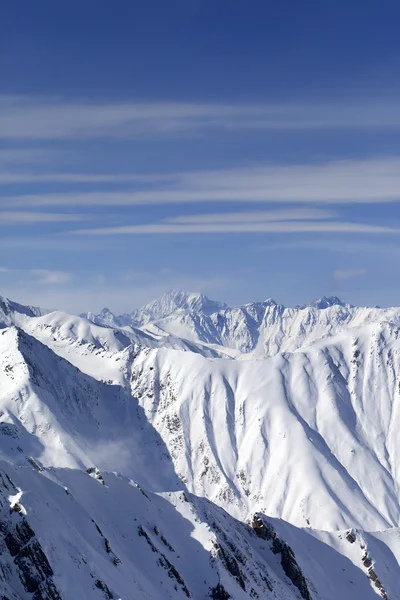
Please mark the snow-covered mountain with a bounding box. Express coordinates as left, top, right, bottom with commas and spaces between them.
0, 296, 49, 328
83, 290, 227, 330
0, 291, 399, 598
84, 290, 400, 356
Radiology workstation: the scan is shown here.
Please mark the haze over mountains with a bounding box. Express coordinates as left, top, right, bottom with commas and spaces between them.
0, 290, 399, 599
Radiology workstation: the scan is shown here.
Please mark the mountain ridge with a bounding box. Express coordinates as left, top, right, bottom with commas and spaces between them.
83, 290, 353, 324
0, 291, 399, 598
82, 290, 400, 356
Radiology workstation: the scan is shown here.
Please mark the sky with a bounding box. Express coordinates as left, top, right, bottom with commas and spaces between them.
1, 0, 400, 313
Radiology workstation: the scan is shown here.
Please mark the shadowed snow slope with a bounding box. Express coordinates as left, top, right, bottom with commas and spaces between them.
0, 292, 399, 598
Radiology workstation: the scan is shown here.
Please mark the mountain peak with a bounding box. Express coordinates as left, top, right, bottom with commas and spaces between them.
310, 296, 346, 309
262, 297, 278, 306
138, 289, 228, 320
0, 294, 49, 328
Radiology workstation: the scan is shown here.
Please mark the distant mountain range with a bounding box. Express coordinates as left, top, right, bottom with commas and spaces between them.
82, 289, 396, 356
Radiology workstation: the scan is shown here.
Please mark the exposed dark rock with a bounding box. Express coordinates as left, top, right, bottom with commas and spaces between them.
214, 542, 246, 591
209, 583, 231, 599
15, 539, 53, 593
0, 424, 19, 439
10, 503, 25, 516
32, 578, 62, 600
345, 530, 357, 544
367, 566, 388, 599
160, 534, 175, 552
94, 579, 113, 599
92, 520, 104, 537
362, 551, 372, 568
138, 525, 190, 596
157, 554, 191, 597
1, 515, 62, 599
5, 519, 35, 557
86, 467, 105, 485
251, 514, 312, 600
26, 457, 44, 472
138, 525, 158, 553
251, 515, 274, 541
279, 544, 312, 600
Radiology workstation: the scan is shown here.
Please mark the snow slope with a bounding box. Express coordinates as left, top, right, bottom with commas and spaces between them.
2, 460, 397, 600
128, 320, 400, 531
0, 291, 400, 598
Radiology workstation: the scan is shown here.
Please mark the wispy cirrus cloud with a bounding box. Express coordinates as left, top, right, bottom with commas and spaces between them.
68, 205, 399, 236
29, 269, 72, 284
2, 96, 400, 140
166, 208, 336, 223
4, 156, 400, 206
0, 266, 73, 285
0, 212, 87, 224
71, 220, 398, 236
333, 268, 368, 283
0, 171, 152, 184
0, 172, 166, 184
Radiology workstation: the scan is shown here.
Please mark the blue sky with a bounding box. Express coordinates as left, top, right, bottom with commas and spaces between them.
1, 0, 400, 312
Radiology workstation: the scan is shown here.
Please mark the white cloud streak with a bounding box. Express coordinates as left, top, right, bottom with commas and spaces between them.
0, 212, 87, 224
2, 96, 400, 140
71, 221, 399, 236
166, 208, 337, 223
0, 172, 165, 184
4, 157, 400, 206
30, 269, 72, 284
0, 266, 73, 285
333, 268, 368, 282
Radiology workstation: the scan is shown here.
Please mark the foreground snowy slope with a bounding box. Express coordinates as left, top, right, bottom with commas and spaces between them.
0, 291, 400, 597
2, 461, 397, 600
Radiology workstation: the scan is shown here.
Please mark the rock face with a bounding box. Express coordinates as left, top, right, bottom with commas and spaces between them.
0, 471, 61, 600
252, 515, 312, 600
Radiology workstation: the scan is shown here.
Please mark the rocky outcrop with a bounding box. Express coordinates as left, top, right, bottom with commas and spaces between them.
0, 470, 62, 600
251, 514, 312, 600
212, 541, 246, 591
362, 552, 388, 600
138, 525, 191, 597
209, 583, 231, 599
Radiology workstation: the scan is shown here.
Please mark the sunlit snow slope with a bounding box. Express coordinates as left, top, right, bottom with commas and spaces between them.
0, 292, 399, 599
